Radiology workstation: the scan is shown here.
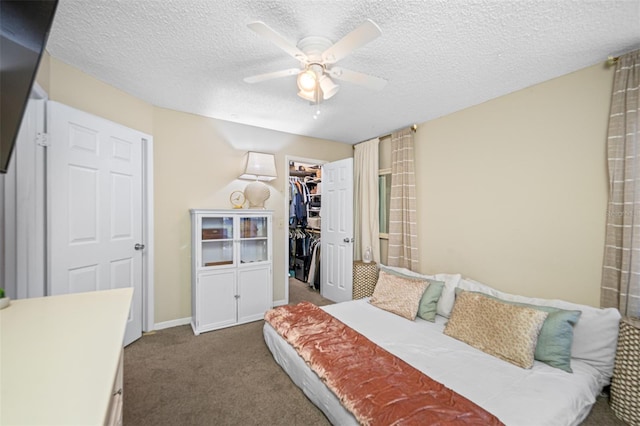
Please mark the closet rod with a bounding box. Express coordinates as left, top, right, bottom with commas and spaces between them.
354, 124, 417, 148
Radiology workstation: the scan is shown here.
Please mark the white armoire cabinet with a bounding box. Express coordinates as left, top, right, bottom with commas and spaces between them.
190, 209, 273, 335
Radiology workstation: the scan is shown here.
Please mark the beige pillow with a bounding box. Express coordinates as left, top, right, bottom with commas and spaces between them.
370, 270, 428, 320
444, 291, 548, 369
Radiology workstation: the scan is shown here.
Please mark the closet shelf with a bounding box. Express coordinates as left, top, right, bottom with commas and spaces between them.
289, 170, 317, 177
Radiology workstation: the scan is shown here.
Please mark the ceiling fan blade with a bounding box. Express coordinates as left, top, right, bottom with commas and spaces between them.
244, 68, 300, 84
247, 21, 308, 62
322, 19, 382, 64
328, 67, 387, 91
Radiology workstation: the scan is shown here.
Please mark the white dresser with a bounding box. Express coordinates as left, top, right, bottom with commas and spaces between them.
0, 288, 133, 425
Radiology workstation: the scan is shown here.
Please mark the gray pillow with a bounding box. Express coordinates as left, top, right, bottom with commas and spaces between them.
417, 281, 445, 321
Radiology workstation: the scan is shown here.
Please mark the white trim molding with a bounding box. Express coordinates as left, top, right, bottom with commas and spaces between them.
154, 317, 191, 331
142, 137, 155, 332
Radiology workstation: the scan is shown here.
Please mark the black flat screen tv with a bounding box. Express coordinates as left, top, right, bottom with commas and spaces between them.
0, 0, 58, 174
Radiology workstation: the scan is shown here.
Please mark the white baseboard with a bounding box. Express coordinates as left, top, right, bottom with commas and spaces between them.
152, 303, 290, 331
154, 317, 191, 331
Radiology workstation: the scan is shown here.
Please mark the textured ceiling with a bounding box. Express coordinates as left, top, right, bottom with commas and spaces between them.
46, 0, 640, 144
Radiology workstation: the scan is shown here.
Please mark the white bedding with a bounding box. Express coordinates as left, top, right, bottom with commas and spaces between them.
263, 298, 605, 426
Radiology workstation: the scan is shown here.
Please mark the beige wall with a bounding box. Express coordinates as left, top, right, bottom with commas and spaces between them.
47, 57, 154, 134
152, 108, 352, 322
35, 52, 51, 94
413, 63, 614, 307
41, 56, 352, 323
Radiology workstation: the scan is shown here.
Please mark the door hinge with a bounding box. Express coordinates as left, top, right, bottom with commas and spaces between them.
36, 132, 49, 147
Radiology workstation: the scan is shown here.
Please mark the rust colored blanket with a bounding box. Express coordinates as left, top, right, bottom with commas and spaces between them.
265, 302, 504, 426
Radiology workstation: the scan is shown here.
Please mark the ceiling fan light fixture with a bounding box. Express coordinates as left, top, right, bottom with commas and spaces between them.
297, 88, 316, 102
319, 75, 339, 99
297, 69, 317, 92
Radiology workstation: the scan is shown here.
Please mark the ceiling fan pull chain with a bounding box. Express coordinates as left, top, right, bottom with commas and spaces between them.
313, 81, 321, 120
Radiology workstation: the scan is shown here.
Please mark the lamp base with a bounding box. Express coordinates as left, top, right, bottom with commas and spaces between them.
244, 181, 270, 209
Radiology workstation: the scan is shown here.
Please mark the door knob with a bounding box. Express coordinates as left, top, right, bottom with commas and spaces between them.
343, 238, 353, 243
134, 243, 145, 250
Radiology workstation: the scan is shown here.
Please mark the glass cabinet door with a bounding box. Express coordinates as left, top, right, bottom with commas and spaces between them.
201, 216, 234, 268
239, 216, 269, 264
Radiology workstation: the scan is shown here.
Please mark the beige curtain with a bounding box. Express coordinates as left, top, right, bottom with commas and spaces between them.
601, 49, 640, 318
387, 128, 418, 270
354, 138, 380, 263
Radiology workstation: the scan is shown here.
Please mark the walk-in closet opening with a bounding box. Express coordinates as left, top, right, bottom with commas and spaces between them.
286, 157, 324, 304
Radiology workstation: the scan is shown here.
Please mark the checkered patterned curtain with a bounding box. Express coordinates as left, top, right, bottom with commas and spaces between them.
387, 128, 418, 270
601, 49, 640, 318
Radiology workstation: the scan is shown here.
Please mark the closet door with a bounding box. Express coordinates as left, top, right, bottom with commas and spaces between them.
321, 158, 354, 302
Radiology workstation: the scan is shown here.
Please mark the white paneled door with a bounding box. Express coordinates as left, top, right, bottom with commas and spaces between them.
321, 157, 354, 302
48, 101, 143, 346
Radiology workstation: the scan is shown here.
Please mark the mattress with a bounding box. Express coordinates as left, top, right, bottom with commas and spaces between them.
263, 298, 604, 426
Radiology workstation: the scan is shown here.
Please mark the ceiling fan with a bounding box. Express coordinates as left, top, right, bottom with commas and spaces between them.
243, 19, 387, 104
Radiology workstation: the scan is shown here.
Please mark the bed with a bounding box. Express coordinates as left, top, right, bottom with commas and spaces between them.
263, 267, 621, 426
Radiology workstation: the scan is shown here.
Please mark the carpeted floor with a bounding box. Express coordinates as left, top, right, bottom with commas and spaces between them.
123, 278, 625, 425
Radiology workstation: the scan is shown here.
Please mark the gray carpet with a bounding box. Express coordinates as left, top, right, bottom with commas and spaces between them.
123, 278, 625, 425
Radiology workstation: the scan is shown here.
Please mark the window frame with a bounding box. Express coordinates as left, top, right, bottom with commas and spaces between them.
378, 168, 391, 239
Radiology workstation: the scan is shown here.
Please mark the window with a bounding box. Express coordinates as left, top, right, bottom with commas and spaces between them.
379, 169, 391, 238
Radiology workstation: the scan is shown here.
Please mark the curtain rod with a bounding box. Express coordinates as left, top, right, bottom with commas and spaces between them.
607, 46, 640, 65
379, 124, 418, 140
354, 124, 417, 148
607, 56, 620, 66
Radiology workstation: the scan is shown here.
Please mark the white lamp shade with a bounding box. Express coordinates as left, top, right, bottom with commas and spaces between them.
297, 69, 317, 91
239, 152, 277, 182
297, 88, 316, 102
319, 75, 339, 99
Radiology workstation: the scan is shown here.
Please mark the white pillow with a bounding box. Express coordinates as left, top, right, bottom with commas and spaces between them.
458, 277, 621, 384
433, 273, 462, 318
377, 265, 461, 318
